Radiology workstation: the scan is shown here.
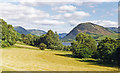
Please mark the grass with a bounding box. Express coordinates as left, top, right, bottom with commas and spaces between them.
0, 44, 119, 71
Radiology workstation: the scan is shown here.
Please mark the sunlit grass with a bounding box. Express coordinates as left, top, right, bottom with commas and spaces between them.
1, 44, 118, 71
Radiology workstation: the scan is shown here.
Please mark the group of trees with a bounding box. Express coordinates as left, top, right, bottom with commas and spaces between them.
0, 19, 17, 47
71, 32, 119, 65
21, 30, 64, 50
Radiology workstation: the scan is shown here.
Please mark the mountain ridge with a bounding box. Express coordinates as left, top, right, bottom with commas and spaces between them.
63, 22, 114, 40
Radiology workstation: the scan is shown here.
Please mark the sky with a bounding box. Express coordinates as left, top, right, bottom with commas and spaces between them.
0, 0, 119, 33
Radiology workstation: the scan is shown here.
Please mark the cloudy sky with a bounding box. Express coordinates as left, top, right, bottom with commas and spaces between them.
0, 0, 119, 33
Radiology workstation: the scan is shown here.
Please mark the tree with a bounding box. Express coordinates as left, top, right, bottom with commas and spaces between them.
39, 43, 47, 50
75, 33, 97, 52
44, 30, 63, 50
21, 34, 25, 40
97, 37, 118, 63
23, 34, 33, 45
71, 33, 97, 58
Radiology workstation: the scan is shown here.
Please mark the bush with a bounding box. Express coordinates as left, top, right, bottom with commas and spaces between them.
39, 43, 47, 50
1, 41, 10, 48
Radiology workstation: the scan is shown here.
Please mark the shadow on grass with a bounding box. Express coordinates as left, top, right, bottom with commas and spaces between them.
77, 59, 119, 68
14, 44, 40, 50
55, 54, 73, 58
55, 53, 119, 69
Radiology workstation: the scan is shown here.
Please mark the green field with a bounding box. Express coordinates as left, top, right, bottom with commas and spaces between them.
0, 44, 118, 71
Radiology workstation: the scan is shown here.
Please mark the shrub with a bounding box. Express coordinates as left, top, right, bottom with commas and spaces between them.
39, 43, 47, 50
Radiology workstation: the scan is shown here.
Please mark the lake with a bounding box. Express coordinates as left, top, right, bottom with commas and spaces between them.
62, 42, 71, 46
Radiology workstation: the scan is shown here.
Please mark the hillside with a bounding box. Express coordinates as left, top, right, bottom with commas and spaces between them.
14, 26, 46, 36
59, 33, 67, 39
27, 29, 46, 36
63, 22, 114, 41
107, 27, 119, 33
14, 26, 67, 38
14, 26, 30, 35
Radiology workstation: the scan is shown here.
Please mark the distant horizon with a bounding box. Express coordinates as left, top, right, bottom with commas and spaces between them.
13, 21, 118, 34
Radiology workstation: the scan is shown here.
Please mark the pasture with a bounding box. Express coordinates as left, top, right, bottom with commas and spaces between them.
0, 44, 118, 71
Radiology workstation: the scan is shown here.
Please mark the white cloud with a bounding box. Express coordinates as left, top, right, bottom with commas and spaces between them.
0, 3, 63, 26
33, 20, 65, 25
68, 20, 82, 26
52, 5, 77, 13
92, 10, 96, 13
51, 11, 90, 21
66, 20, 118, 27
63, 11, 90, 20
0, 2, 118, 33
15, 0, 119, 2
91, 20, 118, 27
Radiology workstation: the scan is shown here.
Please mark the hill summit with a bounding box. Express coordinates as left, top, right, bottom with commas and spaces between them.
63, 22, 113, 40
14, 26, 30, 35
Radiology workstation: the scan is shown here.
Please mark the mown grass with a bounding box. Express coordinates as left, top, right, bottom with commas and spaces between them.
1, 44, 119, 71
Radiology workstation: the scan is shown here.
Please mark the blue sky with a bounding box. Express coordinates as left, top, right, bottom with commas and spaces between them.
0, 1, 118, 33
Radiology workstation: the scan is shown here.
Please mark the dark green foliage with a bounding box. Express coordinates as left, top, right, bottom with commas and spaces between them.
44, 30, 63, 50
97, 37, 119, 64
63, 46, 72, 51
22, 30, 64, 50
1, 41, 10, 47
23, 34, 33, 45
0, 19, 17, 47
39, 43, 47, 50
71, 33, 97, 58
72, 41, 92, 58
75, 33, 97, 52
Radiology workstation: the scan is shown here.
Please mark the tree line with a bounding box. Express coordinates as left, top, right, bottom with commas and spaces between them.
71, 33, 119, 66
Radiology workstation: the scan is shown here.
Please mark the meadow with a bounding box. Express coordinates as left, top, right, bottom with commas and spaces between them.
0, 44, 118, 71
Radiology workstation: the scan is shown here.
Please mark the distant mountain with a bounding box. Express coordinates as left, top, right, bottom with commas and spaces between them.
59, 33, 67, 39
27, 29, 46, 36
14, 26, 30, 35
14, 26, 46, 36
63, 22, 113, 41
107, 27, 119, 33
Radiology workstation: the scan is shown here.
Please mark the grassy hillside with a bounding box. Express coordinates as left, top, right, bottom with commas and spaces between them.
107, 27, 119, 33
1, 44, 118, 71
27, 29, 46, 36
62, 22, 118, 41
